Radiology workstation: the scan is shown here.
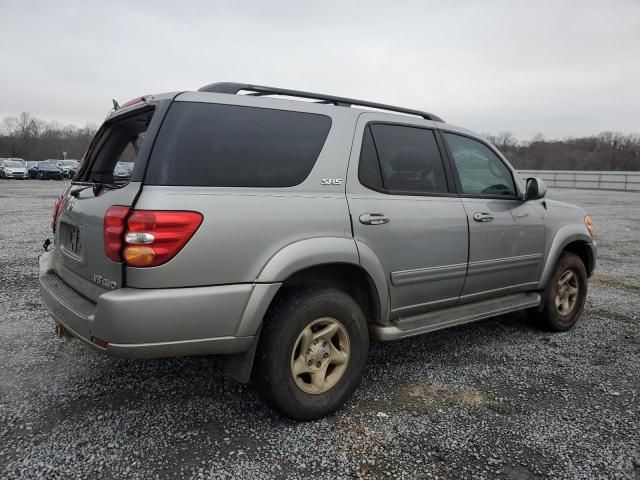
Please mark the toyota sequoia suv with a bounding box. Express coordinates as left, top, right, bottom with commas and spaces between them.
40, 83, 596, 420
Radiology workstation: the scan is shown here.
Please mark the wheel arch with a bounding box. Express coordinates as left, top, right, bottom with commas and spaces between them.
224, 238, 389, 383
539, 225, 596, 289
563, 240, 595, 277
255, 236, 388, 321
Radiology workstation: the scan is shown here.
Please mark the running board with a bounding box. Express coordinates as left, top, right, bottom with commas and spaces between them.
370, 292, 541, 341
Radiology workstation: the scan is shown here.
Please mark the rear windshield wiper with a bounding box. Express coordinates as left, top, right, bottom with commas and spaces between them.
70, 180, 126, 197
70, 184, 93, 197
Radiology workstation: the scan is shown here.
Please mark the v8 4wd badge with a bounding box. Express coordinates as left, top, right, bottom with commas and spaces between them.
91, 273, 117, 290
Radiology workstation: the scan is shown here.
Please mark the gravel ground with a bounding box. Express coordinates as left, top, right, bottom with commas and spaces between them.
0, 179, 638, 480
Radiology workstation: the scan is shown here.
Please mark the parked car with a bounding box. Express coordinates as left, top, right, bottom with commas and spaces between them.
27, 162, 40, 178
39, 83, 597, 420
0, 159, 28, 179
113, 161, 133, 181
34, 162, 63, 180
58, 160, 79, 178
26, 161, 40, 178
67, 161, 82, 179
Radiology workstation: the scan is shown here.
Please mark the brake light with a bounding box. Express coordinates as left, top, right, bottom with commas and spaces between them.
51, 186, 71, 233
104, 205, 131, 262
51, 196, 62, 233
122, 210, 203, 267
119, 95, 149, 109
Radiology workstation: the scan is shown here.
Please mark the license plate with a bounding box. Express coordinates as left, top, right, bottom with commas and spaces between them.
61, 223, 83, 258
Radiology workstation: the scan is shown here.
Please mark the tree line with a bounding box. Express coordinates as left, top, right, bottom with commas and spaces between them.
0, 112, 97, 161
1, 112, 638, 170
486, 131, 640, 171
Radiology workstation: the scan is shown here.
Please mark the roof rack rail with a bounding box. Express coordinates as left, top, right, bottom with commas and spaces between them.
197, 82, 444, 122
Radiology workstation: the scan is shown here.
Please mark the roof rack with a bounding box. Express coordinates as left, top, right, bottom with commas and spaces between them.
197, 82, 444, 122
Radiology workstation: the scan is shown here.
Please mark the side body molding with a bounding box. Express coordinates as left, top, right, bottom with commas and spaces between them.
538, 223, 596, 289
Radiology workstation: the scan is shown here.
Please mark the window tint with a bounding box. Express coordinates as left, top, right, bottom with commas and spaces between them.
358, 124, 448, 194
444, 133, 516, 196
145, 102, 331, 187
358, 126, 383, 190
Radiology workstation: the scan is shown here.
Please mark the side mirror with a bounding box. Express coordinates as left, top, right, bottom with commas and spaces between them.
526, 177, 547, 200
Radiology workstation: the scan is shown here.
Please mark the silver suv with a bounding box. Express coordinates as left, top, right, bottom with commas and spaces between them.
40, 83, 596, 420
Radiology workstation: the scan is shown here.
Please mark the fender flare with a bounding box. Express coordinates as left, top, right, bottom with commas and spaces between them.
225, 237, 390, 383
353, 240, 391, 323
235, 237, 390, 337
538, 224, 596, 288
256, 237, 359, 283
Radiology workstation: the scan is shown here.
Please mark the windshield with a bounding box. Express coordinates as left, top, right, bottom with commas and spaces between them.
61, 160, 77, 166
4, 161, 23, 168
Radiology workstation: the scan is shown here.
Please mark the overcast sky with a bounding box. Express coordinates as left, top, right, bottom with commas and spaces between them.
1, 0, 638, 139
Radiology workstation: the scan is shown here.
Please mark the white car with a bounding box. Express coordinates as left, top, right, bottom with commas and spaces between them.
57, 160, 79, 178
1, 159, 28, 179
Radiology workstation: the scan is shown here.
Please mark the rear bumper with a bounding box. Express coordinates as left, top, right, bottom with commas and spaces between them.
39, 273, 268, 358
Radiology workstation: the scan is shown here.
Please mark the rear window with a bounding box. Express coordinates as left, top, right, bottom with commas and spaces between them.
78, 107, 154, 184
144, 102, 332, 187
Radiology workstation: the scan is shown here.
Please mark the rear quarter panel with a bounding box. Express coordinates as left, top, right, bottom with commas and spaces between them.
127, 188, 353, 287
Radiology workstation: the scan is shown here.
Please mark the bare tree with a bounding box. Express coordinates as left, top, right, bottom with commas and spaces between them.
1, 111, 638, 170
0, 112, 97, 160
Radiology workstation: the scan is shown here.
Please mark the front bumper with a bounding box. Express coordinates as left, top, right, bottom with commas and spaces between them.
39, 272, 259, 358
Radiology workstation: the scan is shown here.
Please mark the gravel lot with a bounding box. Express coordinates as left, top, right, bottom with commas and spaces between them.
1, 179, 639, 479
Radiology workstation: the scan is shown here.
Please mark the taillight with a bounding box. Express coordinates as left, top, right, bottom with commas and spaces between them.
51, 186, 71, 233
51, 196, 62, 233
122, 210, 203, 267
104, 205, 131, 262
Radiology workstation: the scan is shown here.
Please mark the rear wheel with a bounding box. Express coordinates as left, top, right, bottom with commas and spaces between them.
254, 287, 369, 420
530, 252, 587, 331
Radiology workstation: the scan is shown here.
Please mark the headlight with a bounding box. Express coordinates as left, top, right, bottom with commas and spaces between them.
584, 215, 595, 237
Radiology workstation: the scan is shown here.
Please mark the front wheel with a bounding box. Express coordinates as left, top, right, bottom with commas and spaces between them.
253, 287, 369, 420
531, 252, 587, 331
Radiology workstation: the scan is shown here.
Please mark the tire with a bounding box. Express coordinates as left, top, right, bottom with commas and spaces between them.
530, 252, 587, 332
253, 287, 369, 420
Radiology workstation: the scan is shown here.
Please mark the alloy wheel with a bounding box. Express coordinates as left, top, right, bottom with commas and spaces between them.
290, 317, 350, 394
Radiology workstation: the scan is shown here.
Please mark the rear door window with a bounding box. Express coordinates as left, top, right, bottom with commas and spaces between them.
358, 123, 449, 195
144, 102, 331, 187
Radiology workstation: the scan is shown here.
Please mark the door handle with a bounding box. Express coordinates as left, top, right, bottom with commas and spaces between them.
359, 213, 390, 225
473, 212, 494, 222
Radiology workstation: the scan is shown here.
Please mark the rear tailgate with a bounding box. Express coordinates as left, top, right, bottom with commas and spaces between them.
52, 97, 174, 302
54, 182, 141, 301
